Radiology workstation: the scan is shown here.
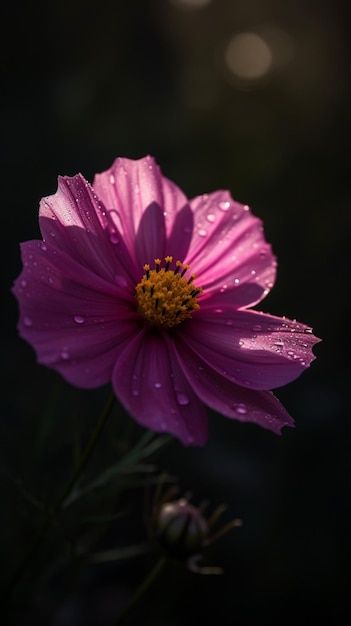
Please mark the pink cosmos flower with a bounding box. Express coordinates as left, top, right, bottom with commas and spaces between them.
12, 156, 319, 445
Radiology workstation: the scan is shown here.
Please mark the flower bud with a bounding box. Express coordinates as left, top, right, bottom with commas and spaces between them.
156, 498, 208, 558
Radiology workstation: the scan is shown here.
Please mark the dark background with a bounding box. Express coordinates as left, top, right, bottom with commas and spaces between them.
1, 0, 350, 624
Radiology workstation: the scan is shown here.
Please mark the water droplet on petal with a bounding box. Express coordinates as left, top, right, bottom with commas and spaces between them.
132, 389, 140, 397
74, 315, 85, 324
110, 233, 120, 244
41, 243, 47, 251
61, 350, 70, 360
219, 201, 231, 211
234, 403, 248, 415
154, 382, 162, 389
109, 174, 115, 184
198, 229, 207, 237
176, 392, 190, 406
253, 324, 262, 331
23, 316, 32, 327
20, 279, 27, 288
206, 213, 215, 223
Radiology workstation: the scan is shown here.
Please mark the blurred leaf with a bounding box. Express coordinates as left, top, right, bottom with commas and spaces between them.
78, 511, 127, 524
63, 432, 173, 508
88, 542, 152, 564
0, 472, 44, 511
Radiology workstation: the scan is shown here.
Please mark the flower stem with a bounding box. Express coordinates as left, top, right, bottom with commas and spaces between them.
4, 391, 116, 600
111, 556, 167, 625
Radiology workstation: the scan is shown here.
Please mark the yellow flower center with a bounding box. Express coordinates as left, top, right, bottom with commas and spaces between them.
135, 256, 202, 330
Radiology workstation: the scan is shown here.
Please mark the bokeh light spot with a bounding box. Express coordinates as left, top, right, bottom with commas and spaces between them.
225, 32, 273, 80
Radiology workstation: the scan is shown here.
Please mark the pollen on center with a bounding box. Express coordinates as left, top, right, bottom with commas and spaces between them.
135, 256, 202, 330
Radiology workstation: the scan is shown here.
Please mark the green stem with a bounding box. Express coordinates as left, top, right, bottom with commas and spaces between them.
111, 556, 167, 625
4, 391, 116, 600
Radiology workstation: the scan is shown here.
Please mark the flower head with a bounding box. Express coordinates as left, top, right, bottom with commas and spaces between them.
12, 156, 320, 445
146, 481, 243, 574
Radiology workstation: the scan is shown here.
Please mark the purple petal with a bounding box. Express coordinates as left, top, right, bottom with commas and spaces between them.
40, 175, 139, 286
12, 241, 139, 388
93, 155, 191, 267
179, 308, 320, 390
174, 338, 295, 434
112, 330, 208, 445
134, 201, 166, 268
185, 191, 276, 307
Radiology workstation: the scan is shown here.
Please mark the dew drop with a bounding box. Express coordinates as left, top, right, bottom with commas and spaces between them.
109, 174, 115, 184
234, 403, 248, 415
219, 201, 230, 211
234, 278, 240, 284
270, 343, 283, 353
20, 279, 27, 288
61, 350, 70, 360
238, 340, 244, 346
132, 389, 140, 397
73, 315, 85, 324
154, 382, 162, 389
198, 229, 207, 237
110, 233, 120, 244
23, 316, 32, 327
253, 324, 262, 331
176, 392, 190, 406
41, 243, 48, 251
206, 213, 215, 223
